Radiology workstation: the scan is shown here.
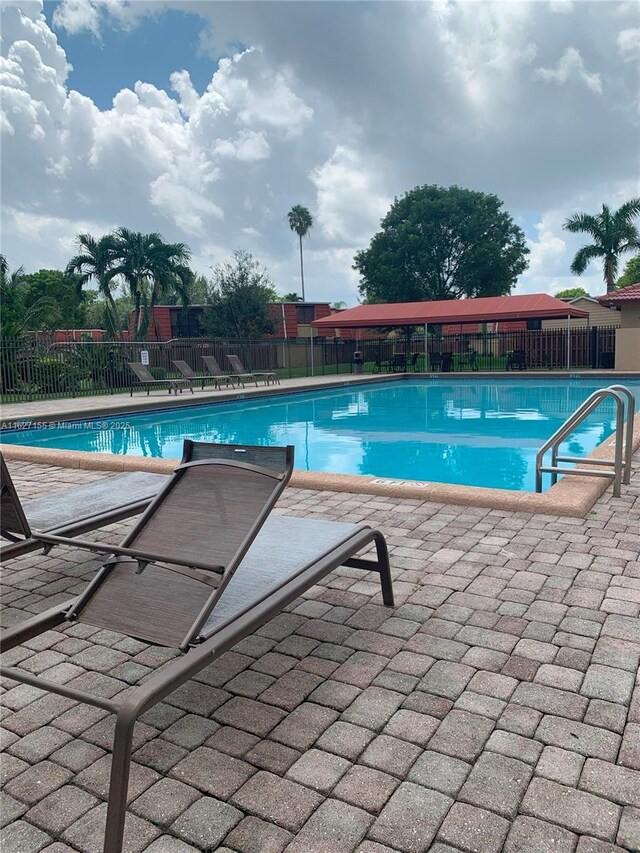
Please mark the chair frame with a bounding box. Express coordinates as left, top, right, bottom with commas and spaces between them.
0, 454, 167, 563
227, 354, 279, 386
128, 362, 193, 396
201, 355, 238, 389
0, 443, 394, 853
172, 359, 220, 391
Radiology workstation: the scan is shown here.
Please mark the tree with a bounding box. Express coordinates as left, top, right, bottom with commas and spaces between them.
201, 250, 277, 339
280, 291, 303, 302
563, 199, 640, 293
332, 300, 347, 309
287, 205, 313, 301
66, 233, 119, 335
23, 269, 87, 329
616, 255, 640, 289
106, 228, 192, 339
84, 292, 135, 332
554, 287, 591, 299
353, 185, 529, 303
0, 262, 58, 339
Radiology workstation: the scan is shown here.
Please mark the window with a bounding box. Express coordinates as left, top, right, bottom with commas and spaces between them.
526, 319, 542, 331
296, 305, 315, 324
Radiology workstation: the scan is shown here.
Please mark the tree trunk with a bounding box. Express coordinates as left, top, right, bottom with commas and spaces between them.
299, 235, 305, 302
605, 258, 615, 293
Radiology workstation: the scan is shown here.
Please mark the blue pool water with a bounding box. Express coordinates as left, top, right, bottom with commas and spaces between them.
2, 379, 638, 492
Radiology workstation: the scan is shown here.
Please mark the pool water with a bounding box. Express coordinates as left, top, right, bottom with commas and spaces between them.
2, 379, 638, 492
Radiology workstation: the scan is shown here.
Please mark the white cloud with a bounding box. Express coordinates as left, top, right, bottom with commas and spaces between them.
1, 1, 638, 307
617, 27, 640, 61
310, 146, 390, 245
535, 46, 603, 94
548, 1, 574, 14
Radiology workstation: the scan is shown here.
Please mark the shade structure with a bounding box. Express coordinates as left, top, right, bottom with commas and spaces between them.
311, 293, 588, 330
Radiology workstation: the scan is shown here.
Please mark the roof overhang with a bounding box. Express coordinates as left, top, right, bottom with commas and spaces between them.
312, 294, 589, 330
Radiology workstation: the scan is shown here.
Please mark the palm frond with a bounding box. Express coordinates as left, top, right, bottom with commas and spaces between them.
570, 244, 603, 276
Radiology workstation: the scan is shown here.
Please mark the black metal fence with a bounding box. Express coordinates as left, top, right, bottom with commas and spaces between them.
0, 327, 617, 404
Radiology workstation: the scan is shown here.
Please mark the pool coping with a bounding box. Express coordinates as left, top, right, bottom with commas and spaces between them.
2, 372, 639, 517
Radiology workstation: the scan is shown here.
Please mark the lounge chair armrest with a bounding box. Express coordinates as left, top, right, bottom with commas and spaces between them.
34, 532, 225, 574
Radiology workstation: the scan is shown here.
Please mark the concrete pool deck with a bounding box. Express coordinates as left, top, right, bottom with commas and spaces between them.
2, 371, 640, 517
1, 457, 639, 852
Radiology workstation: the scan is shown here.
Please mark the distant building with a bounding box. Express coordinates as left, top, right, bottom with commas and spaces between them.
129, 302, 335, 341
597, 282, 640, 370
542, 296, 620, 330
35, 329, 107, 342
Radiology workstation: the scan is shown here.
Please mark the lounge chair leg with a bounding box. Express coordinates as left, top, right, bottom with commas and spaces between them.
103, 709, 136, 853
374, 532, 394, 607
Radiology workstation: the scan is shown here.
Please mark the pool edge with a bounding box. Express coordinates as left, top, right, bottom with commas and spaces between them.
3, 409, 639, 517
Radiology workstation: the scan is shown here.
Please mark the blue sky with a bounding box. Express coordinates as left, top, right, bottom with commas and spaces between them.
43, 2, 218, 109
2, 1, 639, 303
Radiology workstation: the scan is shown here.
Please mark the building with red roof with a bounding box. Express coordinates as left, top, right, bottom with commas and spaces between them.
597, 282, 640, 370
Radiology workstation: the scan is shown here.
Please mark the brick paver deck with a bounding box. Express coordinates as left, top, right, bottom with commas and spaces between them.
1, 459, 639, 852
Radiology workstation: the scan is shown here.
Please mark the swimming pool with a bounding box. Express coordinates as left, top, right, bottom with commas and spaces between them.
2, 378, 638, 492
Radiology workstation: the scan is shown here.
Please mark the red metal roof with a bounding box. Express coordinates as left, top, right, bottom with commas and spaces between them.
311, 293, 588, 329
597, 283, 640, 305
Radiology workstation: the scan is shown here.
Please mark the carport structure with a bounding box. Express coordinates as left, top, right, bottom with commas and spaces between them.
311, 293, 589, 370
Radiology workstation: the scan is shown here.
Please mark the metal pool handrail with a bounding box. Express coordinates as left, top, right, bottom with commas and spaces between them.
535, 385, 635, 497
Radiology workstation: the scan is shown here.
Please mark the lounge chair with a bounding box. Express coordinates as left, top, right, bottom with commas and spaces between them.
1, 441, 393, 853
507, 349, 527, 371
201, 355, 238, 389
429, 351, 443, 371
128, 362, 193, 396
0, 453, 168, 562
172, 359, 221, 391
227, 354, 279, 386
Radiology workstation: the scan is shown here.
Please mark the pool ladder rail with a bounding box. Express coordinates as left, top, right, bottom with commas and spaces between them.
535, 384, 635, 497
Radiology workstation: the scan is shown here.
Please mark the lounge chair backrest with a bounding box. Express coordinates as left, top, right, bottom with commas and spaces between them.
0, 454, 31, 539
128, 363, 156, 383
202, 355, 224, 377
172, 360, 196, 380
74, 457, 292, 649
181, 440, 294, 475
227, 354, 250, 375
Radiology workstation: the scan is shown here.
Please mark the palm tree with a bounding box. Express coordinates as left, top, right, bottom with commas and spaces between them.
287, 205, 313, 301
106, 228, 192, 339
66, 233, 119, 337
563, 199, 640, 292
0, 261, 58, 339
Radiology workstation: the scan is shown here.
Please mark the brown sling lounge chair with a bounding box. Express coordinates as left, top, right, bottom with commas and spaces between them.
128, 362, 193, 396
201, 355, 238, 389
0, 453, 169, 562
172, 359, 221, 391
227, 353, 279, 386
1, 441, 394, 853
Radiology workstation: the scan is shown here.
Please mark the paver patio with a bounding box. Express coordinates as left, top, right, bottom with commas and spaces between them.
1, 456, 639, 852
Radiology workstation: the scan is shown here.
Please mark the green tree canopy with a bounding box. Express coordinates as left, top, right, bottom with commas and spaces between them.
353, 185, 529, 304
66, 228, 194, 339
280, 291, 303, 302
66, 233, 119, 336
615, 255, 640, 290
554, 287, 591, 299
563, 199, 640, 292
0, 263, 59, 339
201, 250, 277, 339
287, 204, 313, 301
105, 227, 192, 338
23, 269, 87, 328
